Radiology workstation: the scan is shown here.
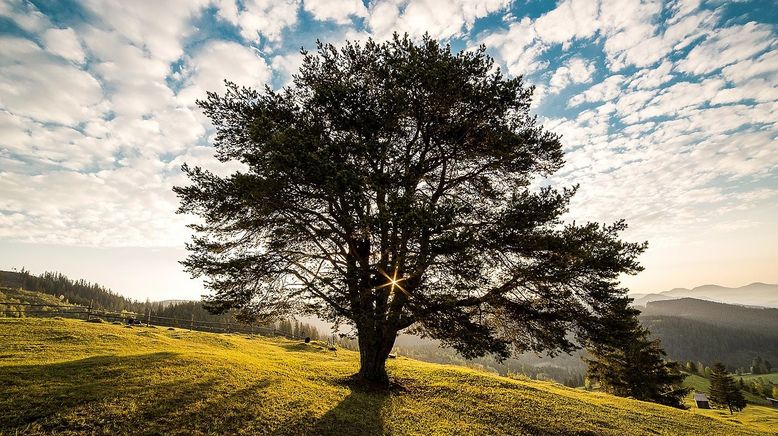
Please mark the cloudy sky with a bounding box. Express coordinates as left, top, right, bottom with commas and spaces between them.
0, 0, 776, 301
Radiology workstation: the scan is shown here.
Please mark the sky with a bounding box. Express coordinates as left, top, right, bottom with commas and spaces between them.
0, 0, 777, 301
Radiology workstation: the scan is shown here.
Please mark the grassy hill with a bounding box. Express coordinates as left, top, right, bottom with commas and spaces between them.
1, 319, 777, 435
0, 286, 73, 317
682, 373, 769, 405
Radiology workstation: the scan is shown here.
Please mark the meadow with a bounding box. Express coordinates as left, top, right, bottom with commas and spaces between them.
1, 317, 776, 435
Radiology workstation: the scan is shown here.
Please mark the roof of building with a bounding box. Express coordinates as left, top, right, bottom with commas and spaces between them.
694, 393, 709, 402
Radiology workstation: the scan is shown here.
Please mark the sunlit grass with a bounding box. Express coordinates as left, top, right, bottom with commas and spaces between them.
1, 318, 775, 435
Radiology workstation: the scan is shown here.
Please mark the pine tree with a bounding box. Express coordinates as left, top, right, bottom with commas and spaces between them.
585, 299, 690, 408
708, 362, 747, 414
175, 34, 647, 385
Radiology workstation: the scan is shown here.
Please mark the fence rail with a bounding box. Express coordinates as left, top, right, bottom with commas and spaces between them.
0, 301, 302, 339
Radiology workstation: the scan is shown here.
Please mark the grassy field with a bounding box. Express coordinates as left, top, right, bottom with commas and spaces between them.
741, 373, 778, 384
683, 373, 777, 406
1, 318, 777, 435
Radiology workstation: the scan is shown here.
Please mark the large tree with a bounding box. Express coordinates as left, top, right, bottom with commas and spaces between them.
175, 35, 646, 384
585, 300, 690, 408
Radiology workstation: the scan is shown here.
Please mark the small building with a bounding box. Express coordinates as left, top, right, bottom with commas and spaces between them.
694, 393, 710, 409
767, 397, 778, 408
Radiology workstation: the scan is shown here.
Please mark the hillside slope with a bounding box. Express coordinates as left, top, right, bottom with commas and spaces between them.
1, 319, 775, 435
639, 298, 778, 368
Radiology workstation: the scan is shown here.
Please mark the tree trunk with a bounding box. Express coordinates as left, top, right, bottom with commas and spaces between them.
356, 330, 397, 385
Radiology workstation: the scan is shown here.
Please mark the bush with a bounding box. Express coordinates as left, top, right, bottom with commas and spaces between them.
86, 317, 104, 323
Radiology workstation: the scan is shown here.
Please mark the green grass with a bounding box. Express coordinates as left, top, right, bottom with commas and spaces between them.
741, 373, 778, 384
0, 286, 71, 307
1, 318, 777, 435
683, 373, 774, 405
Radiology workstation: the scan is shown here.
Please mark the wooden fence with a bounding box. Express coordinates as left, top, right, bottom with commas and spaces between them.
0, 301, 303, 339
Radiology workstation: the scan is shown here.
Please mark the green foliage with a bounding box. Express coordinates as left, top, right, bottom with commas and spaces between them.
585, 300, 689, 408
175, 34, 646, 384
709, 362, 747, 414
2, 318, 776, 435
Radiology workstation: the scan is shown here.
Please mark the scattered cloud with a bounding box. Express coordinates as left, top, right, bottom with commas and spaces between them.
0, 0, 775, 269
549, 57, 596, 93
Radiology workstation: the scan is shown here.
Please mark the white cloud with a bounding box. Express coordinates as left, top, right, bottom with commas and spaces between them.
304, 0, 367, 24
533, 0, 599, 46
41, 28, 86, 64
369, 0, 510, 41
569, 74, 625, 106
628, 60, 673, 90
81, 0, 210, 63
0, 36, 104, 126
549, 57, 596, 93
676, 22, 775, 76
479, 18, 547, 76
215, 0, 301, 43
721, 48, 778, 85
177, 40, 272, 106
272, 51, 307, 85
0, 0, 49, 33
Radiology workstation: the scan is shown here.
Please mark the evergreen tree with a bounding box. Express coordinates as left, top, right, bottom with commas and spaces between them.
585, 299, 690, 408
175, 34, 646, 384
708, 362, 746, 414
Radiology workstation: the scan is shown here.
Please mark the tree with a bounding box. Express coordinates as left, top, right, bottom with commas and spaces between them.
709, 362, 746, 414
175, 35, 646, 385
585, 300, 690, 408
772, 385, 778, 399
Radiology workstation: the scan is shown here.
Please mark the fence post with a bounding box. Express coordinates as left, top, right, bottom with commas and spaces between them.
87, 300, 93, 321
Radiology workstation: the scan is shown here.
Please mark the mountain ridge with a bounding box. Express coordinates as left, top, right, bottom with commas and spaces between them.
632, 282, 778, 308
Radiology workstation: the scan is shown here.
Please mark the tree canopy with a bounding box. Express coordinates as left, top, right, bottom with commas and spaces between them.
175, 34, 646, 384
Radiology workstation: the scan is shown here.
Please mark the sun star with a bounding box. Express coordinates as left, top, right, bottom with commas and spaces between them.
377, 267, 409, 296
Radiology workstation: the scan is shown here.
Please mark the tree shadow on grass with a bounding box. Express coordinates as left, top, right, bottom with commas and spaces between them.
0, 352, 218, 434
301, 378, 392, 436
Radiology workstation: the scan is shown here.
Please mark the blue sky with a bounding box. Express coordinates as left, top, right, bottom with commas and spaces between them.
0, 0, 776, 300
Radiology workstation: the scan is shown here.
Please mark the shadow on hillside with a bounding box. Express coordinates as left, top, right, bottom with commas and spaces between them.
0, 352, 218, 434
305, 381, 390, 436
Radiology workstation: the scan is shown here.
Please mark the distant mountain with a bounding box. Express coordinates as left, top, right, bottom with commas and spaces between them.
639, 298, 778, 369
631, 282, 778, 308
